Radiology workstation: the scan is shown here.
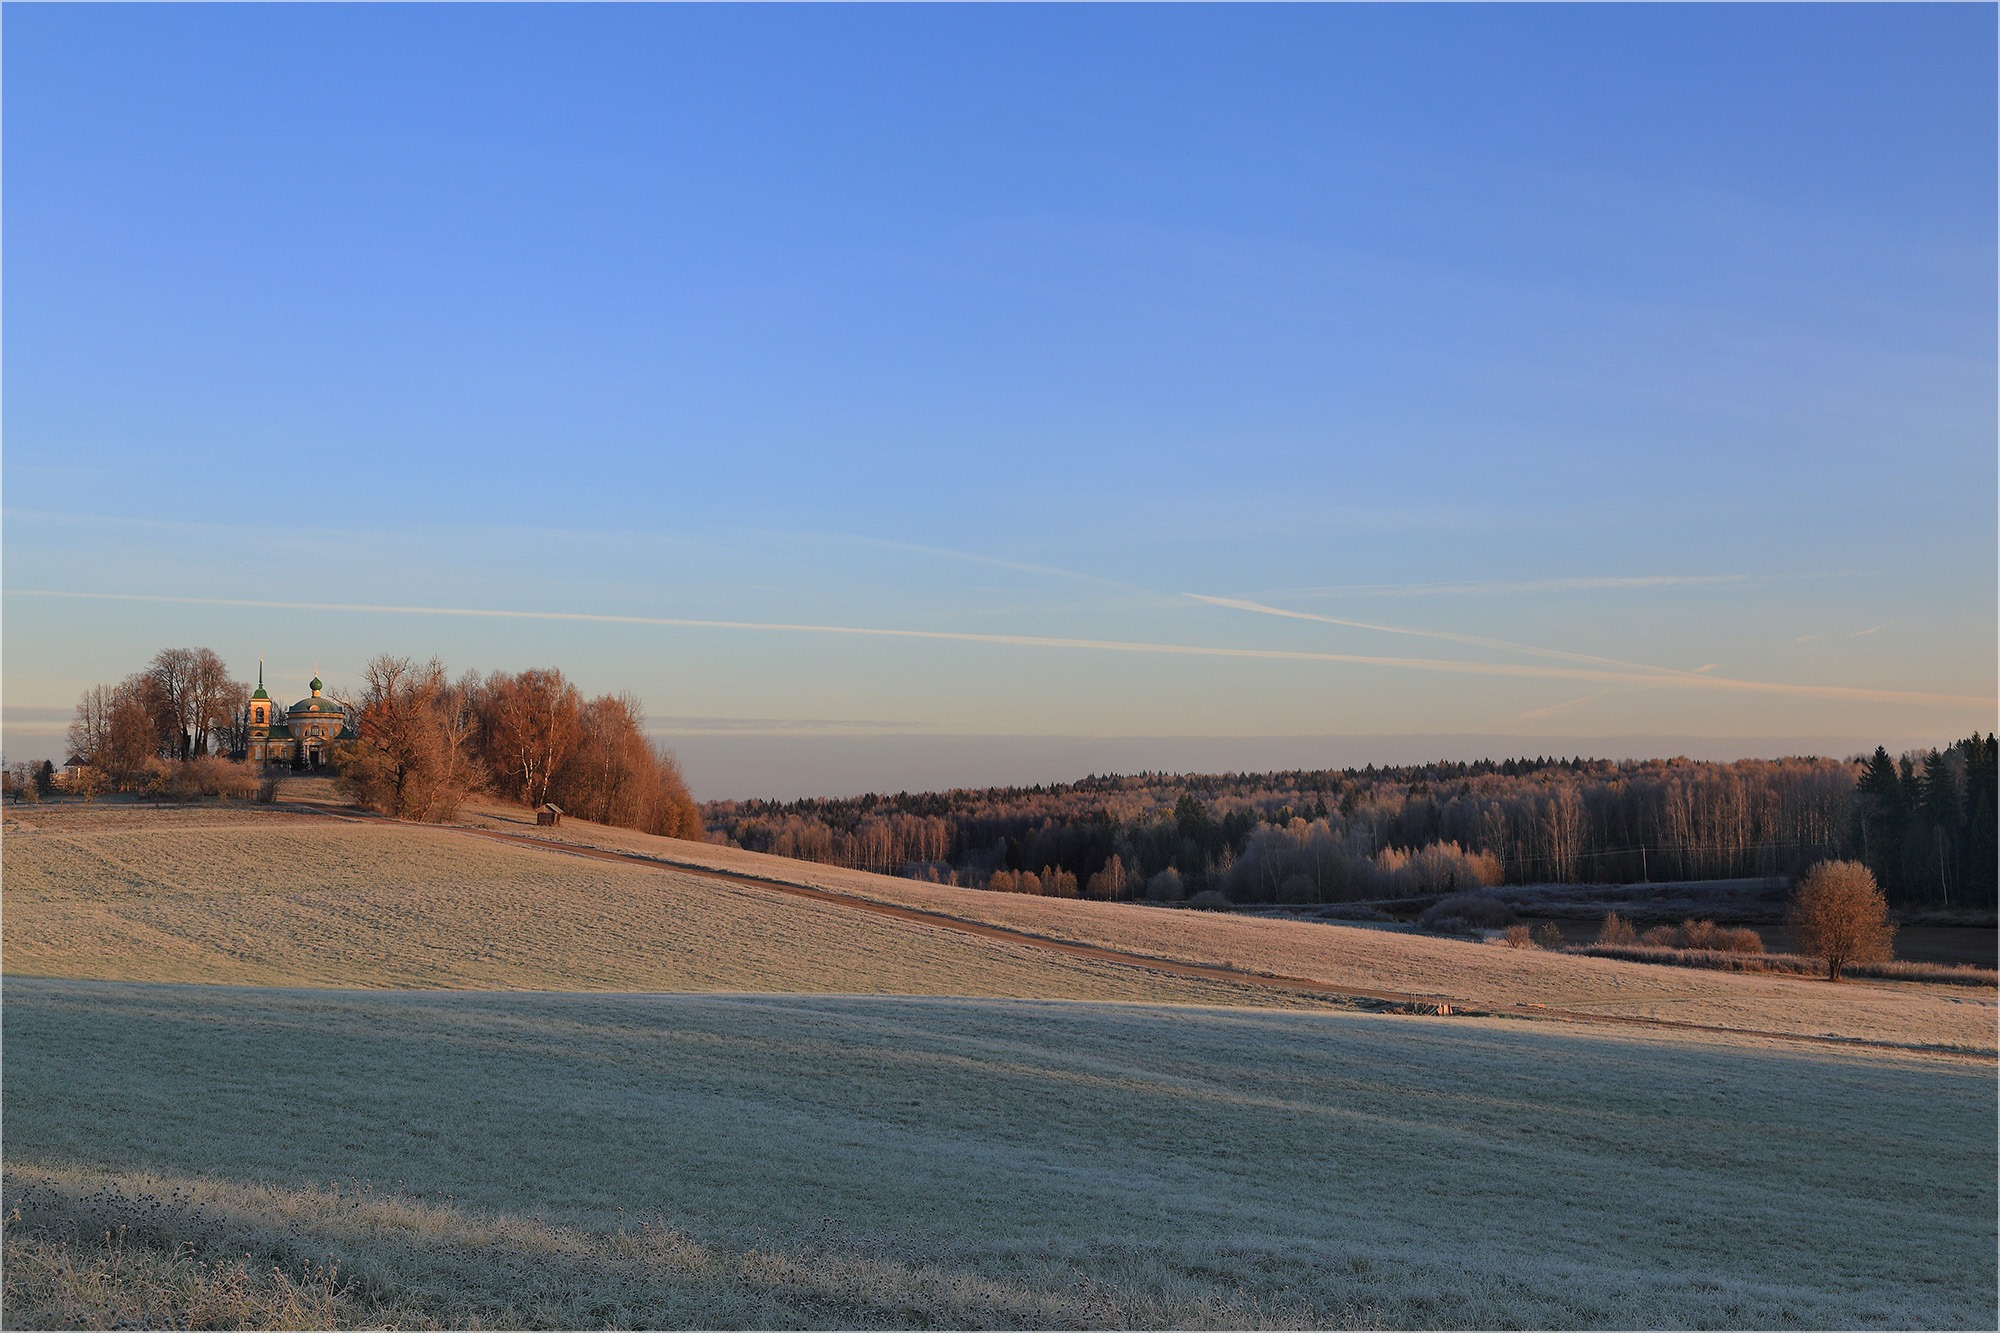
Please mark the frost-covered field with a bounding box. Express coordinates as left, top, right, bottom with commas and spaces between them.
454, 801, 1998, 1054
0, 811, 1312, 1008
5, 979, 1994, 1329
5, 802, 1995, 1327
7, 803, 1992, 1052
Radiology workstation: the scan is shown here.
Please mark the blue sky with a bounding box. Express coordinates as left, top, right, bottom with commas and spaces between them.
5, 4, 1994, 797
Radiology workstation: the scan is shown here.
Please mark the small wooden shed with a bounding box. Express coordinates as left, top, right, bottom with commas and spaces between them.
536, 803, 564, 827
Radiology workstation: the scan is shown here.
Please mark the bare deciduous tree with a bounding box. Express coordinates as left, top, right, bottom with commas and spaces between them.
547, 693, 702, 839
334, 655, 483, 822
185, 649, 243, 756
479, 668, 582, 810
101, 679, 164, 789
148, 648, 198, 760
142, 647, 242, 758
642, 741, 704, 840
212, 679, 256, 757
66, 684, 118, 763
1788, 860, 1896, 982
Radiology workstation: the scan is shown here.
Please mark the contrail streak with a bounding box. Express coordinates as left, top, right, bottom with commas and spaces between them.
1187, 592, 1698, 676
9, 589, 1990, 709
1252, 574, 1755, 599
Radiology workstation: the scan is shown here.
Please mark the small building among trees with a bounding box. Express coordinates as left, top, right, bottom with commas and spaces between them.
245, 662, 354, 769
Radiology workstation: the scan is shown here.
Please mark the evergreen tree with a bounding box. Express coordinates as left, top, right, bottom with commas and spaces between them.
1959, 734, 1998, 906
1920, 750, 1963, 904
1854, 747, 1906, 897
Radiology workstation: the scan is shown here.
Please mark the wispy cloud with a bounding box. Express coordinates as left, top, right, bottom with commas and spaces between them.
1798, 623, 1889, 643
1247, 574, 1757, 599
754, 530, 1162, 597
1484, 689, 1619, 727
645, 716, 937, 736
1186, 592, 1698, 677
9, 589, 1990, 710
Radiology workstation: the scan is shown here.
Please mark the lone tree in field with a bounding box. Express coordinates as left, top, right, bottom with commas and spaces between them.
1788, 860, 1896, 982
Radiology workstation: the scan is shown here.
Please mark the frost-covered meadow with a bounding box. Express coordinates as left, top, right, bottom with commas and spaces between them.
3, 802, 1994, 1327
6, 980, 1995, 1329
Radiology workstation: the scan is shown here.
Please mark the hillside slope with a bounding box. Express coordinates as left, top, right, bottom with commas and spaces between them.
1, 806, 1315, 1008
452, 798, 1997, 1054
5, 799, 1991, 1052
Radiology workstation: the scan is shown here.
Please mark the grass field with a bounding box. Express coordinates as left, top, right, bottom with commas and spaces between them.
6, 979, 1994, 1329
457, 800, 1998, 1053
4, 799, 1996, 1327
8, 802, 1993, 1052
1, 808, 1327, 1009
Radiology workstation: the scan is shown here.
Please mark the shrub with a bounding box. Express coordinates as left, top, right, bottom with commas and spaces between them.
1623, 918, 1765, 952
187, 755, 256, 801
1678, 917, 1722, 950
1718, 927, 1765, 954
1186, 889, 1232, 911
1534, 923, 1565, 950
139, 759, 174, 799
1574, 944, 1993, 987
167, 763, 203, 803
1419, 893, 1515, 934
61, 767, 107, 802
1502, 924, 1534, 948
1146, 868, 1185, 902
1789, 861, 1896, 982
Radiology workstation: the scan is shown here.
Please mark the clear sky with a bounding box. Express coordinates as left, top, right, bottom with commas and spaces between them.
5, 4, 1995, 798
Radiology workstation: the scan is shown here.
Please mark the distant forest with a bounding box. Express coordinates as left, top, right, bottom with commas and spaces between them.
705, 739, 1999, 909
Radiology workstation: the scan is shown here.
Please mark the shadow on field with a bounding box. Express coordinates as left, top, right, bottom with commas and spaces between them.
3, 978, 1994, 1329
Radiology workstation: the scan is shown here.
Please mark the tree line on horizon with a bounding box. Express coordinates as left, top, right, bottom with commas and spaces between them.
704, 741, 1998, 909
41, 647, 1995, 910
50, 647, 702, 839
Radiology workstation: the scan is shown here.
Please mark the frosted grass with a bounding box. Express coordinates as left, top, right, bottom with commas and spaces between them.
6, 980, 1995, 1328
